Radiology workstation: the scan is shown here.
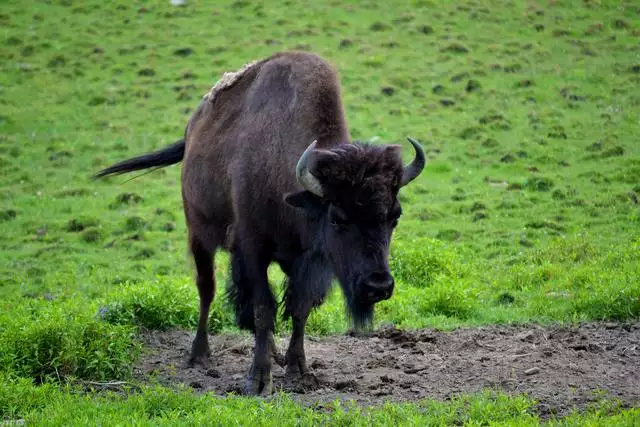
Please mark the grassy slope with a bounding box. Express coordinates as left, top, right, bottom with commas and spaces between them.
1, 0, 639, 424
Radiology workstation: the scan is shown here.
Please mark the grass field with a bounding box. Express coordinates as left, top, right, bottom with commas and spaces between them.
1, 0, 639, 424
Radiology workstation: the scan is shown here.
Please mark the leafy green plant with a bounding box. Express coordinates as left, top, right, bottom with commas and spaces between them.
100, 279, 235, 333
0, 298, 138, 382
390, 237, 462, 287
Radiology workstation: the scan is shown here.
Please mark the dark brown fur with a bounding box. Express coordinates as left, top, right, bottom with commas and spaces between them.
95, 51, 425, 395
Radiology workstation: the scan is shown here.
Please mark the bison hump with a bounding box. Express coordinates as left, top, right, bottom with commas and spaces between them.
202, 60, 260, 103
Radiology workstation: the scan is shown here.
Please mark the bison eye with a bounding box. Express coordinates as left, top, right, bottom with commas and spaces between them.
329, 206, 349, 228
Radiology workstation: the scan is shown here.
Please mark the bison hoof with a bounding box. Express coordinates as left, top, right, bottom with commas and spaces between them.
187, 353, 211, 369
301, 371, 320, 389
284, 370, 319, 393
246, 365, 273, 396
285, 356, 319, 392
188, 336, 211, 368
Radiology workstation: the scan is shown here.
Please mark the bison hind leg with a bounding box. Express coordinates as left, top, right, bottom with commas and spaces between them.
188, 240, 215, 367
186, 223, 220, 368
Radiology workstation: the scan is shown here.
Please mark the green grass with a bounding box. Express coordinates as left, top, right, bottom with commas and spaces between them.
1, 0, 639, 423
0, 296, 140, 383
1, 378, 638, 426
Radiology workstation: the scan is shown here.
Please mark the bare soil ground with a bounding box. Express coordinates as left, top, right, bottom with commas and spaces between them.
135, 322, 640, 417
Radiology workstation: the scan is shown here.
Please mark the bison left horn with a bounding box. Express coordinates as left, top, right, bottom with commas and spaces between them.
296, 140, 326, 197
401, 137, 426, 186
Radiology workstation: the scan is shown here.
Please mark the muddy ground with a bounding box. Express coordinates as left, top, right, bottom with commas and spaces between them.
135, 322, 640, 418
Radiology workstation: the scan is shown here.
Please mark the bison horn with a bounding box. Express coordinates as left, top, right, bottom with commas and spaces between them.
401, 137, 426, 186
296, 140, 325, 197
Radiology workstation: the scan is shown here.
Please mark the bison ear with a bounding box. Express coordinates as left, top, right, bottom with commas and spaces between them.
284, 190, 324, 211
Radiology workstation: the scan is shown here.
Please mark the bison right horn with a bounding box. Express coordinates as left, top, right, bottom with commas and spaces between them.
400, 137, 426, 186
295, 140, 326, 198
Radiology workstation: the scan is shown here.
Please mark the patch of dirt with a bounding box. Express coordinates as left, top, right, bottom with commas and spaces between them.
134, 322, 640, 417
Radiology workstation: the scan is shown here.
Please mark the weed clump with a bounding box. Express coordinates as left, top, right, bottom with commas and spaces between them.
496, 292, 516, 305
0, 209, 17, 222
440, 42, 470, 54
100, 280, 234, 333
110, 192, 143, 209
125, 216, 148, 232
370, 22, 390, 32
465, 79, 481, 92
66, 217, 99, 232
526, 177, 554, 192
418, 279, 477, 319
0, 298, 138, 382
572, 274, 640, 321
436, 229, 461, 241
376, 278, 478, 324
390, 237, 461, 286
81, 227, 103, 243
418, 25, 434, 34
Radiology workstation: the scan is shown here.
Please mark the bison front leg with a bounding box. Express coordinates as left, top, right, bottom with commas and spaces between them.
230, 243, 276, 396
248, 295, 277, 396
283, 257, 333, 391
284, 312, 319, 391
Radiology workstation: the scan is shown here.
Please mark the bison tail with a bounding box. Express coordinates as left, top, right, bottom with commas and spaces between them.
93, 139, 185, 179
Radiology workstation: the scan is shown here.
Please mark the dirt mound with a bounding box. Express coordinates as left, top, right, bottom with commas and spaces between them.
134, 322, 640, 417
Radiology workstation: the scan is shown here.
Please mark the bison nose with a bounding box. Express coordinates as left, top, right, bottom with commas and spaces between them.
362, 272, 395, 303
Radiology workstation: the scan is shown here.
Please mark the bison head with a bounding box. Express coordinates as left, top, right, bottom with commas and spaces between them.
284, 137, 426, 330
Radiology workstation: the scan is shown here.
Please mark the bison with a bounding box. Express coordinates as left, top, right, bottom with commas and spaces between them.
95, 51, 426, 395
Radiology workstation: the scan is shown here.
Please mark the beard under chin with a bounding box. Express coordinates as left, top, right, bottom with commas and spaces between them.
345, 297, 374, 334
338, 277, 375, 334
